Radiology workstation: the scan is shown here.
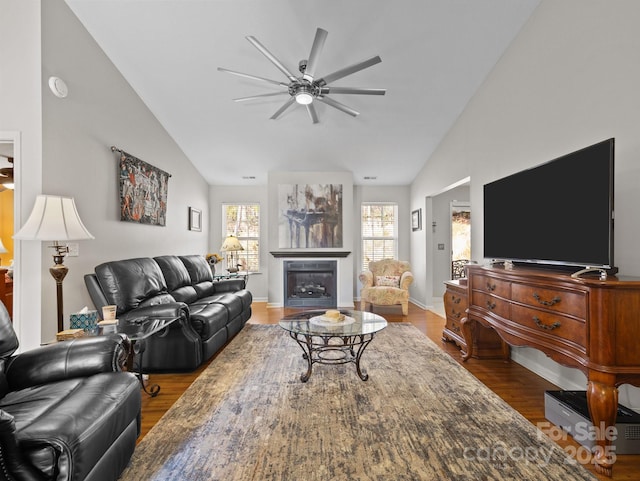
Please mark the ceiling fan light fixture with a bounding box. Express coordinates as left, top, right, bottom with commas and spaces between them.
294, 86, 314, 105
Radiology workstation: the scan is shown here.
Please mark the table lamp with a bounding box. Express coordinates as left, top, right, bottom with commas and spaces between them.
13, 195, 94, 332
220, 235, 244, 273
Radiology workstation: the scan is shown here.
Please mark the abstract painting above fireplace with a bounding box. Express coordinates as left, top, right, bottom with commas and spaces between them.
278, 184, 343, 249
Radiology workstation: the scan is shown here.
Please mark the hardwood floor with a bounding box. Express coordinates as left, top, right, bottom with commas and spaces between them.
138, 302, 640, 480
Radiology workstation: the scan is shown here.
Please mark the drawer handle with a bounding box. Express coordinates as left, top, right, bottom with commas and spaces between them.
486, 300, 496, 310
486, 282, 496, 292
533, 293, 561, 306
533, 316, 561, 331
452, 309, 461, 319
452, 295, 461, 305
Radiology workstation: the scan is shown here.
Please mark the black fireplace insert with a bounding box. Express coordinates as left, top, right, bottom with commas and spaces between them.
283, 260, 337, 308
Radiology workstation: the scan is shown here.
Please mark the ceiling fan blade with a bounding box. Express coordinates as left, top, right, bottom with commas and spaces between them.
246, 36, 298, 82
320, 87, 386, 96
302, 28, 328, 82
317, 56, 382, 86
0, 168, 13, 181
316, 96, 359, 117
217, 67, 289, 87
233, 92, 290, 102
270, 98, 297, 120
306, 103, 319, 124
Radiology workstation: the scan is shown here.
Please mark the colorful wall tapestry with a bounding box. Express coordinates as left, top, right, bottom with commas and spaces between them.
118, 150, 170, 226
278, 184, 343, 248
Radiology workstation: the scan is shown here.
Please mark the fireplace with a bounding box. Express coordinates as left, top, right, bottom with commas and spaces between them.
283, 260, 337, 308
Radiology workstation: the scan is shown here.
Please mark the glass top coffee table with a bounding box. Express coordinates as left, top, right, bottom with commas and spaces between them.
279, 310, 387, 382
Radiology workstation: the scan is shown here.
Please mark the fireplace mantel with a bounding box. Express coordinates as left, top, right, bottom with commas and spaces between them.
270, 251, 351, 258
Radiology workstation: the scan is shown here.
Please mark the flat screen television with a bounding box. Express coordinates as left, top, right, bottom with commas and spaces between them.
483, 138, 615, 272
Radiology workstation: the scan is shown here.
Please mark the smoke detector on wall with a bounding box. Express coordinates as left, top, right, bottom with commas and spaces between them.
48, 76, 68, 98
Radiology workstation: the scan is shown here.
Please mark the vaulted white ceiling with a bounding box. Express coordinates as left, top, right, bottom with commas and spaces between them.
64, 0, 539, 186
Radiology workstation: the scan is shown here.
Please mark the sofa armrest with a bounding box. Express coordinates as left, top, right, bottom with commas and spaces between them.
0, 409, 46, 481
359, 271, 373, 288
118, 302, 189, 323
213, 278, 246, 293
4, 334, 130, 391
400, 271, 414, 290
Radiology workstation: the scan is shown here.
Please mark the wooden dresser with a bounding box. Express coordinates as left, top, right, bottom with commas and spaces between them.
462, 264, 640, 477
442, 279, 507, 359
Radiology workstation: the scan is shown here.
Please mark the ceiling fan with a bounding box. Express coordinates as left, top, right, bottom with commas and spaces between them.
218, 27, 386, 124
0, 157, 13, 192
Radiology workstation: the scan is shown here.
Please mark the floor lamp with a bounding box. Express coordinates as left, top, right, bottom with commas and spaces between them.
220, 235, 244, 273
14, 195, 94, 333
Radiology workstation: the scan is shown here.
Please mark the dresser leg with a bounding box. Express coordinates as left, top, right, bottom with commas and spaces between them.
459, 316, 472, 361
587, 379, 618, 477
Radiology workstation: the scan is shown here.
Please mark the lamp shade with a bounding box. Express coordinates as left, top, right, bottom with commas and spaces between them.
13, 195, 94, 241
220, 235, 244, 252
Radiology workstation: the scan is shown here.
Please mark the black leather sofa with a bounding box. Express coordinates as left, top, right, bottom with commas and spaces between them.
84, 255, 252, 373
0, 304, 141, 481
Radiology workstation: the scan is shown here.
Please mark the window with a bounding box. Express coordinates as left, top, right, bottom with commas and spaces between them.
361, 203, 398, 272
222, 203, 260, 272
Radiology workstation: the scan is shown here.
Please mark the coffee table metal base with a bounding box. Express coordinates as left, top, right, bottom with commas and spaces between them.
130, 340, 160, 397
287, 332, 376, 382
118, 316, 180, 398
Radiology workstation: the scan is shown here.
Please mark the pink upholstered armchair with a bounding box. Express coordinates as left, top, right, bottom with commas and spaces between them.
359, 259, 414, 315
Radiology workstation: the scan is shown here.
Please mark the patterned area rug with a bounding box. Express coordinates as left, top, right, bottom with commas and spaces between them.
120, 323, 597, 480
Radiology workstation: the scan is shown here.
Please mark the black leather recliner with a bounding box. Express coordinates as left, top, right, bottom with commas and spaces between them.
84, 257, 203, 373
84, 255, 252, 373
0, 304, 141, 481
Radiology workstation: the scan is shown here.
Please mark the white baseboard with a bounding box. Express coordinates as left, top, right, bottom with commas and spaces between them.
510, 347, 587, 391
510, 348, 640, 412
410, 297, 428, 310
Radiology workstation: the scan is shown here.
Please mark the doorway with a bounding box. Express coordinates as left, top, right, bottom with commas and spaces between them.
0, 142, 14, 319
450, 201, 470, 279
428, 179, 470, 304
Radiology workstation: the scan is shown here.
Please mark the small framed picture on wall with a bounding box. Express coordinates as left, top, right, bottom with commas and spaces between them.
412, 209, 422, 231
189, 207, 202, 232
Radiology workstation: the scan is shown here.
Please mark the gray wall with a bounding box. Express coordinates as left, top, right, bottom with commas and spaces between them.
0, 0, 44, 350
410, 0, 640, 409
2, 0, 210, 344
207, 183, 412, 305
40, 0, 210, 342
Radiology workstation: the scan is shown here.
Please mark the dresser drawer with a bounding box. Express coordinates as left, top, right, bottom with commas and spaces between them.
444, 291, 467, 318
471, 274, 510, 298
446, 317, 463, 337
512, 283, 586, 318
446, 304, 467, 324
511, 304, 586, 349
471, 291, 510, 318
